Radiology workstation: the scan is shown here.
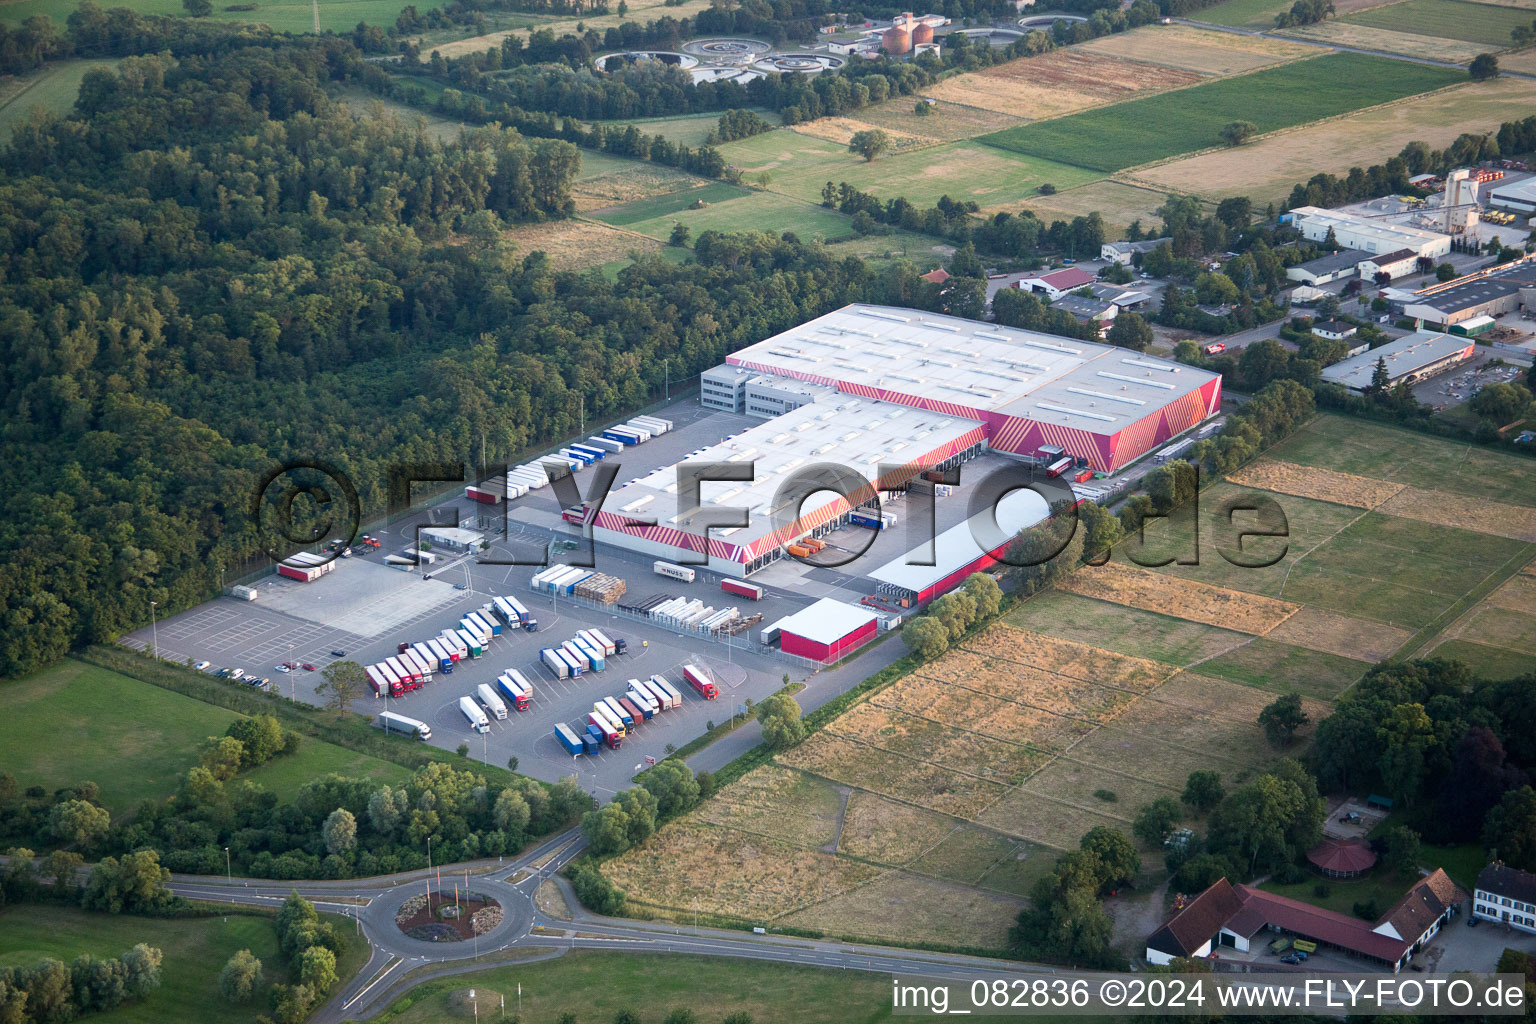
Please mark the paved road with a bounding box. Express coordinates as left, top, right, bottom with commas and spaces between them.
1173, 17, 1536, 79
156, 830, 1056, 1022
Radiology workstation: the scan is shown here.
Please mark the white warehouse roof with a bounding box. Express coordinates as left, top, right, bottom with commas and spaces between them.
1289, 206, 1448, 253
868, 486, 1052, 594
773, 598, 878, 645
1320, 332, 1473, 391
599, 394, 985, 549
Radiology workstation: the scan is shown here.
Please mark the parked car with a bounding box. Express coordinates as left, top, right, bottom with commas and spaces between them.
454, 583, 469, 591
330, 649, 346, 657
1280, 954, 1301, 965
276, 664, 291, 673
1204, 342, 1226, 355
302, 663, 317, 671
194, 660, 211, 671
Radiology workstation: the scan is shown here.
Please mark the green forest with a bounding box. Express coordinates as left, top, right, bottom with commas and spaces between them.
0, 38, 936, 678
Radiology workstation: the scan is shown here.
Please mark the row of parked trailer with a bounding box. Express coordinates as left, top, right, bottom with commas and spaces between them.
539, 628, 626, 680
367, 598, 537, 699
552, 664, 716, 755
464, 416, 674, 505
455, 668, 538, 733
617, 592, 762, 638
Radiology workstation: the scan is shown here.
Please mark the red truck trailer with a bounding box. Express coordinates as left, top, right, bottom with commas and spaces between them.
721, 579, 764, 601
587, 710, 623, 749
465, 485, 501, 504
682, 663, 718, 700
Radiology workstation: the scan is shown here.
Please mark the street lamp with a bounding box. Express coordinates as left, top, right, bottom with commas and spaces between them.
224, 846, 231, 884
427, 836, 433, 895
149, 600, 158, 660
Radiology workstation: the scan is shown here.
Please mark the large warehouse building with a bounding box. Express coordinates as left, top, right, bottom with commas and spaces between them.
1402, 256, 1536, 327
1287, 206, 1450, 259
597, 305, 1219, 577
869, 487, 1051, 606
1320, 332, 1473, 392
768, 598, 880, 662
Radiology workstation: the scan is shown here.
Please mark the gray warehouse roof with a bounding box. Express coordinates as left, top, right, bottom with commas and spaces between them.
1294, 248, 1369, 276
1320, 332, 1473, 390
1407, 259, 1536, 314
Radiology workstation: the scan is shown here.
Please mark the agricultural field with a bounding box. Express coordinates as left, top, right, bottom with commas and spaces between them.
1423, 566, 1536, 678
0, 0, 449, 34
501, 219, 660, 270
1004, 589, 1250, 665
1075, 24, 1316, 74
1190, 0, 1300, 26
1130, 78, 1536, 207
1340, 0, 1536, 45
923, 49, 1207, 122
981, 53, 1463, 172
718, 130, 1103, 208
423, 0, 714, 57
789, 116, 938, 154
8, 659, 409, 817
1055, 563, 1300, 634
852, 96, 1026, 143
1197, 638, 1372, 699
1277, 21, 1492, 62
594, 110, 744, 149
1014, 179, 1175, 232
0, 59, 115, 141
590, 181, 752, 227
1498, 47, 1536, 72
599, 188, 863, 244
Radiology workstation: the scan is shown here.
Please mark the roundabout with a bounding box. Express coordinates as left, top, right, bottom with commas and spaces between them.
375, 874, 529, 955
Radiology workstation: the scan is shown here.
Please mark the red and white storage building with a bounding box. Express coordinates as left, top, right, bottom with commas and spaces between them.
767, 598, 880, 663
277, 550, 335, 583
867, 487, 1051, 608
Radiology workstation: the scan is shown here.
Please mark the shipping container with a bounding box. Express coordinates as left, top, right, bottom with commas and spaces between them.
636, 677, 671, 711
377, 711, 431, 740
541, 648, 569, 679
458, 696, 491, 734
587, 710, 623, 748
587, 436, 625, 454
721, 579, 764, 601
477, 682, 508, 721
654, 560, 696, 583
618, 695, 649, 724
587, 628, 619, 656
554, 722, 584, 756
600, 696, 633, 727
579, 727, 601, 756
602, 428, 642, 446
653, 675, 683, 708
496, 673, 531, 711
683, 663, 719, 699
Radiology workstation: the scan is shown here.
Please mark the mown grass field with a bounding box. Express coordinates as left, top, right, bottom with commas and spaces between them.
980, 53, 1462, 172
386, 951, 905, 1024
0, 0, 449, 33
589, 181, 751, 227
1340, 0, 1535, 44
0, 59, 115, 140
8, 659, 409, 816
604, 189, 863, 244
0, 905, 364, 1024
719, 130, 1102, 207
1190, 0, 1296, 25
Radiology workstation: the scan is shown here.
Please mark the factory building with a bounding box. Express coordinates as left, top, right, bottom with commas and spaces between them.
1100, 237, 1171, 265
1358, 249, 1420, 282
1287, 207, 1450, 259
1402, 256, 1536, 327
1319, 332, 1474, 392
1285, 248, 1369, 286
1486, 176, 1536, 214
594, 306, 1219, 577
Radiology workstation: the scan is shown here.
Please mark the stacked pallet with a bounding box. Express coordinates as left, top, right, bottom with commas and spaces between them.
574, 572, 627, 605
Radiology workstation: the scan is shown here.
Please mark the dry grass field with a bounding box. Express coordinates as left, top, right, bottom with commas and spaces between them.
573, 165, 706, 212
423, 0, 714, 56
1018, 760, 1176, 820
1266, 607, 1413, 662
878, 673, 1108, 750
853, 97, 1026, 142
963, 625, 1175, 691
1132, 79, 1536, 202
1277, 21, 1492, 62
1008, 179, 1177, 231
976, 786, 1140, 847
826, 703, 1051, 784
779, 871, 1025, 948
836, 791, 956, 864
925, 50, 1206, 121
1076, 24, 1315, 74
1498, 47, 1536, 72
779, 732, 1010, 820
500, 219, 658, 270
695, 764, 844, 848
788, 116, 937, 151
602, 823, 881, 920
1056, 563, 1301, 634
1375, 486, 1536, 542
1226, 459, 1406, 509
